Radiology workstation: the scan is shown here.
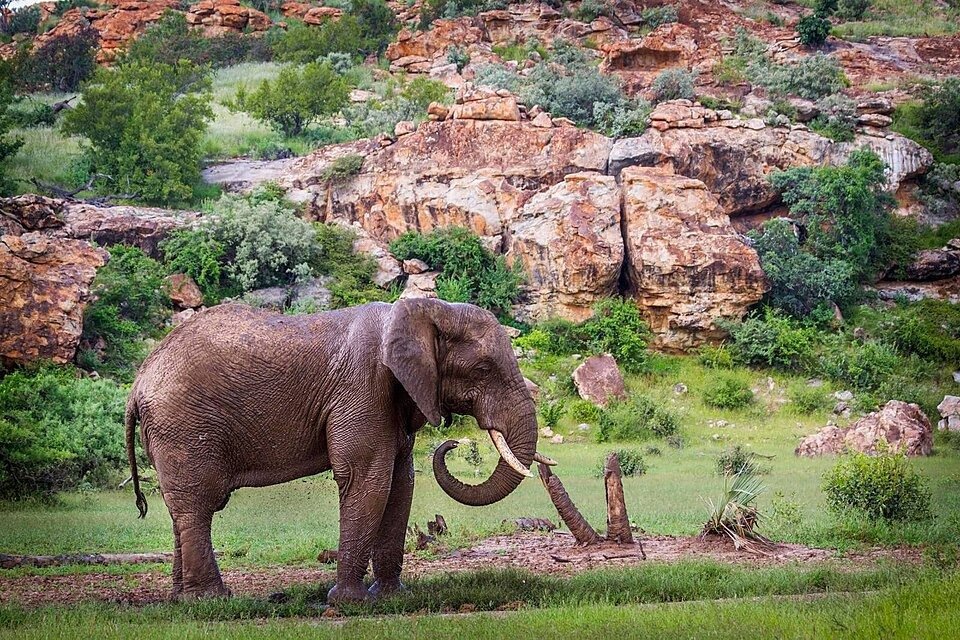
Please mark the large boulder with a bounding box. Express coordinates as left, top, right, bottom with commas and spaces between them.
572, 354, 627, 407
900, 240, 960, 281
620, 166, 768, 351
0, 233, 108, 368
506, 172, 623, 322
939, 396, 960, 432
796, 400, 933, 457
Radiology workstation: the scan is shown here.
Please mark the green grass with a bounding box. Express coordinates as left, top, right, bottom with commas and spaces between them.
7, 125, 86, 195
2, 571, 959, 638
830, 0, 959, 40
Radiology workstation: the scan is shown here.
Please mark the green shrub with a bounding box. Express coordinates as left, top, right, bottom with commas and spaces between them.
160, 229, 226, 304
568, 399, 602, 423
233, 62, 348, 137
836, 0, 871, 20
716, 445, 765, 476
447, 45, 470, 72
823, 449, 932, 522
597, 395, 679, 442
914, 77, 960, 157
538, 397, 566, 429
810, 93, 857, 141
80, 245, 171, 379
592, 99, 650, 138
11, 23, 97, 92
6, 5, 40, 35
574, 0, 609, 22
515, 319, 589, 356
60, 59, 212, 205
818, 339, 904, 392
319, 154, 364, 183
727, 309, 816, 370
883, 300, 960, 364
788, 384, 832, 414
642, 5, 678, 28
651, 68, 696, 102
697, 344, 734, 369
748, 53, 846, 100
273, 2, 397, 63
0, 79, 23, 196
582, 298, 651, 374
797, 13, 831, 46
594, 449, 646, 478
312, 223, 391, 308
346, 76, 451, 137
389, 227, 521, 315
703, 375, 754, 410
0, 366, 131, 499
418, 0, 504, 28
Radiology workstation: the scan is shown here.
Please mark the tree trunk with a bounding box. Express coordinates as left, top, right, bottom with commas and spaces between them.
603, 453, 634, 544
538, 463, 602, 546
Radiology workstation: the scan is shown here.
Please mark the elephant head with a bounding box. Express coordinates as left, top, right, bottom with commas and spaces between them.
383, 298, 547, 506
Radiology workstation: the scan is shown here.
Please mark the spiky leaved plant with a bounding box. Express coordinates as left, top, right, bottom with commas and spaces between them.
701, 468, 774, 554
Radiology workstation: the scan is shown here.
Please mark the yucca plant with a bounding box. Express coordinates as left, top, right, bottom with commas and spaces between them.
701, 468, 774, 553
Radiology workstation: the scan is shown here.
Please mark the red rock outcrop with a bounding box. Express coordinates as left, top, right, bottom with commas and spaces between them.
620, 166, 768, 351
280, 2, 342, 24
796, 401, 933, 457
185, 0, 272, 37
0, 233, 108, 368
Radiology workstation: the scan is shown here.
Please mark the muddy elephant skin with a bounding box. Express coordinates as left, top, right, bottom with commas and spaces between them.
124, 298, 539, 603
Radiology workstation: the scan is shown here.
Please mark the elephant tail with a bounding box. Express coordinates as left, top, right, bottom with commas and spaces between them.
125, 394, 148, 519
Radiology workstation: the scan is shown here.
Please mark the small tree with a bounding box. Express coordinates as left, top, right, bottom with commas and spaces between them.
916, 77, 960, 156
234, 62, 348, 137
797, 12, 831, 46
13, 24, 98, 92
61, 59, 213, 204
0, 77, 23, 195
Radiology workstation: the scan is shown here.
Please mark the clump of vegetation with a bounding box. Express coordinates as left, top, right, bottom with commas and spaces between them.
697, 344, 734, 369
418, 0, 505, 28
597, 395, 679, 442
272, 0, 397, 63
788, 384, 832, 414
389, 227, 522, 315
716, 445, 766, 476
0, 366, 132, 500
810, 93, 857, 141
703, 375, 754, 410
233, 62, 349, 137
913, 77, 960, 160
574, 0, 610, 22
319, 154, 364, 183
726, 309, 817, 370
447, 45, 470, 72
310, 223, 391, 308
642, 5, 679, 28
823, 449, 932, 523
651, 68, 697, 102
594, 449, 646, 478
701, 468, 772, 551
797, 12, 832, 47
752, 150, 894, 317
9, 24, 98, 92
0, 78, 23, 195
61, 59, 213, 204
750, 53, 847, 100
538, 396, 566, 430
346, 76, 451, 137
79, 245, 171, 380
836, 0, 871, 21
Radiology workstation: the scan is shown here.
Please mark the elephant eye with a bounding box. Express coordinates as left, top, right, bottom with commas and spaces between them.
474, 362, 492, 374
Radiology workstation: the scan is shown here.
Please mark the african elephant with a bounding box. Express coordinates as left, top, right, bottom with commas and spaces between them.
124, 298, 550, 603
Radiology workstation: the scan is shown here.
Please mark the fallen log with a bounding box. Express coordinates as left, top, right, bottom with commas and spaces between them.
538, 463, 603, 546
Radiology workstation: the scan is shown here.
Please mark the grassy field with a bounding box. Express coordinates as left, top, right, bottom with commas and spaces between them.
829, 0, 959, 39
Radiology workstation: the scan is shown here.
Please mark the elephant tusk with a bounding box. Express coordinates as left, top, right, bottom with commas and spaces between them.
534, 452, 558, 466
490, 430, 534, 478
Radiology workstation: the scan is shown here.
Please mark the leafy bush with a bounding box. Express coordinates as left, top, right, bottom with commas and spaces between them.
125, 11, 272, 69
726, 309, 816, 370
160, 230, 226, 304
818, 339, 903, 392
914, 77, 960, 157
574, 0, 609, 22
789, 384, 832, 414
447, 45, 470, 72
810, 93, 857, 141
312, 223, 391, 308
581, 298, 651, 374
823, 450, 932, 522
389, 227, 521, 315
346, 76, 451, 137
703, 375, 754, 410
319, 154, 364, 183
597, 395, 679, 442
797, 13, 831, 47
61, 59, 212, 205
748, 53, 846, 100
836, 0, 871, 20
538, 397, 566, 429
0, 79, 23, 196
716, 445, 765, 476
418, 0, 504, 27
594, 449, 646, 478
642, 5, 678, 28
0, 366, 131, 499
6, 6, 40, 35
273, 3, 397, 63
697, 344, 734, 369
592, 99, 650, 138
233, 62, 348, 137
11, 23, 97, 91
881, 299, 960, 364
80, 245, 171, 379
651, 68, 696, 102
568, 399, 602, 423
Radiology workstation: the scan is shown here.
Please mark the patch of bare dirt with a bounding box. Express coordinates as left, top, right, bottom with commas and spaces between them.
0, 532, 922, 609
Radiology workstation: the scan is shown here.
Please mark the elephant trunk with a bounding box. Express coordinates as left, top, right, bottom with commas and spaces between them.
433, 404, 538, 507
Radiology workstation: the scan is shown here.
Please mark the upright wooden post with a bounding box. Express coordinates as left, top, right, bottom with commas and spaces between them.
603, 453, 634, 544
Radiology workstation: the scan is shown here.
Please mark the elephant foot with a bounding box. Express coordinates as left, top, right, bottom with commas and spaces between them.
368, 578, 406, 600
174, 583, 232, 602
327, 581, 370, 605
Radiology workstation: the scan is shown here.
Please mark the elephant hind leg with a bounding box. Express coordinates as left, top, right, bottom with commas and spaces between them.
170, 517, 184, 600
168, 505, 230, 601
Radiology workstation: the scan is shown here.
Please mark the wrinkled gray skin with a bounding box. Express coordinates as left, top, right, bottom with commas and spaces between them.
125, 298, 538, 603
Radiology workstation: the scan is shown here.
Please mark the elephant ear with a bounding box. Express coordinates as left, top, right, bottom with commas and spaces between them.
383, 298, 445, 427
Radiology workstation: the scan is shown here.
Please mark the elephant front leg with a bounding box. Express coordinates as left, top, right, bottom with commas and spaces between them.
328, 460, 394, 605
369, 449, 414, 599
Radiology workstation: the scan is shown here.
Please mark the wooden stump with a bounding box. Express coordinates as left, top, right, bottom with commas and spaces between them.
538, 463, 602, 546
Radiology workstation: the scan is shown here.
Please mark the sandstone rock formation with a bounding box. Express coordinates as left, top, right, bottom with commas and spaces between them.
620, 166, 768, 351
0, 233, 108, 368
795, 400, 933, 457
165, 273, 204, 309
185, 0, 272, 37
572, 354, 627, 407
899, 239, 960, 281
938, 396, 960, 433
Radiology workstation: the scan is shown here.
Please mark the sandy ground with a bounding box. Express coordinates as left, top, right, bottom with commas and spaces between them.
0, 531, 922, 609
